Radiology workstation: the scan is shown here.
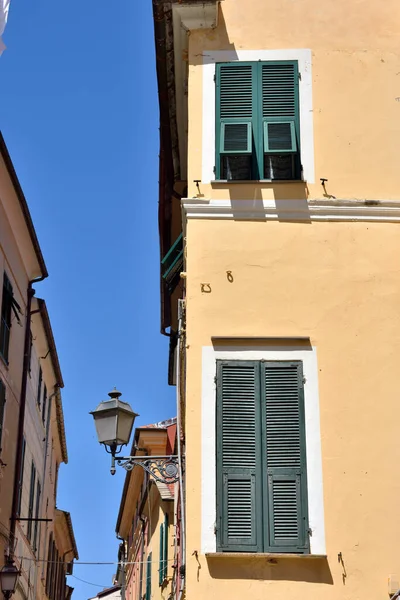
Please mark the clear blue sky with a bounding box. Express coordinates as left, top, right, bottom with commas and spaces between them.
1, 1, 175, 598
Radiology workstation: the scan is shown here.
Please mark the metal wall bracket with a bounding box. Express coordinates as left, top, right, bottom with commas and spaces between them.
110, 454, 180, 483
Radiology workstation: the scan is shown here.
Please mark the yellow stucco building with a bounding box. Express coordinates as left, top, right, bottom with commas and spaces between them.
152, 1, 400, 599
0, 132, 78, 599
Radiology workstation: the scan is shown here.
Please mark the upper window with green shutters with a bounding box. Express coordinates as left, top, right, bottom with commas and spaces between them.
216, 61, 301, 181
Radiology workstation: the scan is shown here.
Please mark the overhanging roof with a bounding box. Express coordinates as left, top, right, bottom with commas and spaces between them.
0, 132, 48, 280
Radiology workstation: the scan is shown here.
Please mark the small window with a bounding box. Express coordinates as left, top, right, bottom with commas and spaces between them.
216, 61, 301, 181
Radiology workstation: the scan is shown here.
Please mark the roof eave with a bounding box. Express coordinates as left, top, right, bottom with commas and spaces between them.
0, 132, 48, 280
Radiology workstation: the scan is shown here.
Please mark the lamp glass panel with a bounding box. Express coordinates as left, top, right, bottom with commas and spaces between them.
115, 410, 135, 446
1, 569, 18, 592
93, 413, 118, 446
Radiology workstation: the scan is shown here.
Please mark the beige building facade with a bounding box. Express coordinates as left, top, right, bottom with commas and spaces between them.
116, 420, 177, 600
152, 1, 400, 600
0, 132, 77, 599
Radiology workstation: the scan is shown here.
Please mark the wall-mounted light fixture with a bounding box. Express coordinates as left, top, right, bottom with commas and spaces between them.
90, 389, 179, 483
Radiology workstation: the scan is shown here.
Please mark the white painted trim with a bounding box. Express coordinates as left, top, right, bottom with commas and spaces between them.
183, 198, 400, 222
201, 345, 326, 555
202, 49, 315, 184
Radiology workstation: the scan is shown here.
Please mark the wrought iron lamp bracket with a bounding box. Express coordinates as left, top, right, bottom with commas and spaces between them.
110, 454, 180, 484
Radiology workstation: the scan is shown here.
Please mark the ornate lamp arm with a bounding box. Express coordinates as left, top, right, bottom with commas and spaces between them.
110, 454, 180, 484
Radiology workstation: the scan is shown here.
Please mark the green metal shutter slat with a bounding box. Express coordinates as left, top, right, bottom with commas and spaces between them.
262, 361, 309, 553
220, 65, 253, 118
262, 63, 297, 118
216, 360, 262, 551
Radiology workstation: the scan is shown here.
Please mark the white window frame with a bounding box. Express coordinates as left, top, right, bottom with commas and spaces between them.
202, 49, 315, 184
201, 344, 325, 554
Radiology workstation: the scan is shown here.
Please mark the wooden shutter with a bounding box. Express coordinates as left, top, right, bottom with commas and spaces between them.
261, 61, 300, 179
163, 513, 168, 581
262, 361, 309, 553
16, 437, 26, 516
42, 384, 47, 424
216, 360, 262, 551
27, 461, 36, 541
146, 552, 152, 600
33, 480, 41, 552
0, 379, 5, 450
159, 523, 164, 586
37, 366, 42, 407
0, 274, 12, 361
216, 63, 255, 179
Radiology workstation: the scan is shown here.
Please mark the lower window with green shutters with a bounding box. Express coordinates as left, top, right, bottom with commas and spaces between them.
216, 359, 309, 553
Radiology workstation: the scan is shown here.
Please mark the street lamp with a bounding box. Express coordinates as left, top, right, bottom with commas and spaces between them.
0, 558, 20, 599
90, 389, 179, 483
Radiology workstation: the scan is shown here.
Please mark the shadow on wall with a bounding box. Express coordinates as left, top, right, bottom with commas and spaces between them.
206, 555, 334, 584
224, 182, 311, 222
190, 5, 237, 67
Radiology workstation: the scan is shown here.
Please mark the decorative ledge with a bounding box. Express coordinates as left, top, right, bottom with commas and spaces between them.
211, 180, 305, 184
206, 553, 327, 561
182, 198, 400, 222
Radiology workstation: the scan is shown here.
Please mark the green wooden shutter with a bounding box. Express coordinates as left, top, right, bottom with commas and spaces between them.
216, 63, 255, 180
262, 361, 309, 553
146, 552, 152, 600
42, 384, 47, 425
0, 380, 6, 451
163, 513, 168, 581
216, 360, 262, 551
37, 366, 42, 407
261, 61, 300, 179
16, 437, 26, 516
0, 274, 12, 362
158, 523, 164, 586
27, 461, 36, 541
33, 480, 41, 551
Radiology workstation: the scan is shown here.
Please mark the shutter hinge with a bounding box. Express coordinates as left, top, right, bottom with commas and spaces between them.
307, 527, 312, 537
213, 74, 216, 82
298, 72, 302, 81
302, 376, 306, 384
214, 375, 217, 385
213, 166, 216, 175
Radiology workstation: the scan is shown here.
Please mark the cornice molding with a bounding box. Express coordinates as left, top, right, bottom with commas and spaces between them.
182, 198, 400, 222
172, 2, 218, 31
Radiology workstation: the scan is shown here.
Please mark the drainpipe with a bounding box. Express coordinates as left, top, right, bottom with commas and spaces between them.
176, 299, 185, 600
9, 275, 47, 558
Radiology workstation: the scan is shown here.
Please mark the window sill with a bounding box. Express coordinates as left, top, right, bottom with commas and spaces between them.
211, 180, 305, 185
206, 553, 326, 561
